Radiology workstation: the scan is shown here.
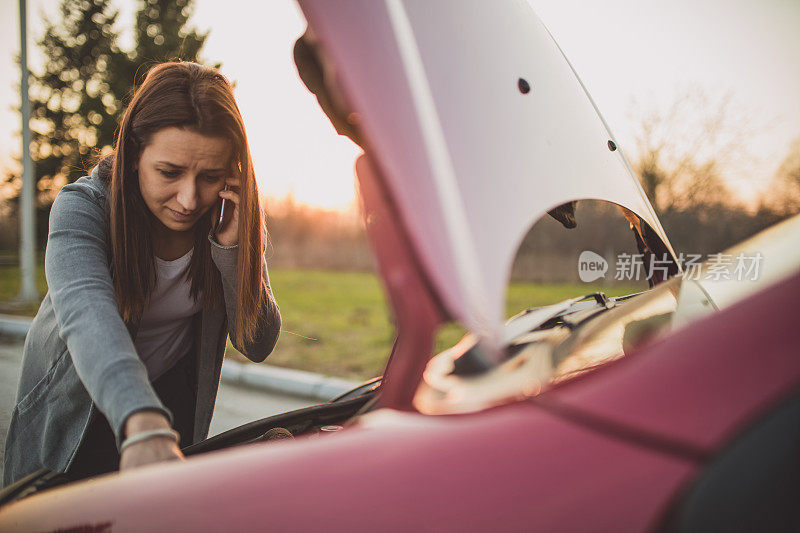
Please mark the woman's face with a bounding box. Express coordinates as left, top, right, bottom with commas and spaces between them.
137, 127, 231, 234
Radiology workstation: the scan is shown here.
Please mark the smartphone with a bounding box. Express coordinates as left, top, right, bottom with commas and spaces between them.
216, 185, 229, 232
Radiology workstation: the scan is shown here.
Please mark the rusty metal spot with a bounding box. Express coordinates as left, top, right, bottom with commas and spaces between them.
48, 521, 114, 533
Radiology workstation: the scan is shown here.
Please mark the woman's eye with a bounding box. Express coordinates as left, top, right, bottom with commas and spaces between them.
204, 175, 223, 183
159, 169, 180, 178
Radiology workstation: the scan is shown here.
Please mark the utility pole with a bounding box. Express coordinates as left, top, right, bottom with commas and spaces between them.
19, 0, 38, 302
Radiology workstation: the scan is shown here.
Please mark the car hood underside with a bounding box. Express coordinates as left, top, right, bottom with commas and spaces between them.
295, 0, 678, 403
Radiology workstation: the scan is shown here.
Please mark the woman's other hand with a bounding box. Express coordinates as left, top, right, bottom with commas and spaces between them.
215, 177, 241, 247
120, 411, 184, 471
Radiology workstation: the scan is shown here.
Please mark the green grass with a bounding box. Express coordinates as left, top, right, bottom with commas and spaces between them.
252, 269, 396, 380
0, 264, 48, 316
0, 264, 640, 380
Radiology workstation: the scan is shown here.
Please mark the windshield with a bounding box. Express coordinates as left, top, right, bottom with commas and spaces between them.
414, 214, 800, 415
552, 279, 681, 382
552, 214, 800, 382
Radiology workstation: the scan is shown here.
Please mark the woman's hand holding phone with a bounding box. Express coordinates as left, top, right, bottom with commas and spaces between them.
215, 177, 241, 247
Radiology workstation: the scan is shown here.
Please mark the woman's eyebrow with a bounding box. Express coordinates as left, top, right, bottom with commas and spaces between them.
155, 161, 227, 172
156, 161, 186, 169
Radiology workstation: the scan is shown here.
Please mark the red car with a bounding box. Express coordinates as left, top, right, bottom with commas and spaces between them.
2, 1, 798, 531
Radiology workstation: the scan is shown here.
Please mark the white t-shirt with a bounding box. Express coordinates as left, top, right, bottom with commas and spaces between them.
134, 249, 204, 380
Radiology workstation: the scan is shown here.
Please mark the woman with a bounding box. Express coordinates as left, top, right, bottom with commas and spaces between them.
3, 62, 280, 486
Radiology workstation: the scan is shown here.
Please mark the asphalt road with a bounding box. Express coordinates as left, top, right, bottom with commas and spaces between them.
0, 337, 314, 481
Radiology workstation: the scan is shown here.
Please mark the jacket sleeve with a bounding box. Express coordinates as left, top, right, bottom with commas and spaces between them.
208, 235, 281, 362
46, 182, 171, 446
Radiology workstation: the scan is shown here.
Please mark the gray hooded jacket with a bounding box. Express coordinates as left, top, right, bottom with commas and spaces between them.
3, 166, 280, 486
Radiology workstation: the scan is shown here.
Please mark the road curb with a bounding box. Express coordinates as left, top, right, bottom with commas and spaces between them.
221, 359, 358, 401
0, 314, 33, 339
0, 313, 358, 402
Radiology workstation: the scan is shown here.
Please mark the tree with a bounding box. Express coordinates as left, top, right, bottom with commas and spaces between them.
25, 0, 212, 207
629, 88, 750, 212
765, 137, 800, 215
28, 0, 122, 205
113, 0, 211, 102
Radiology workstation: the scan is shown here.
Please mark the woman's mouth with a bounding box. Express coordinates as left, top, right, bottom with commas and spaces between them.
168, 208, 195, 222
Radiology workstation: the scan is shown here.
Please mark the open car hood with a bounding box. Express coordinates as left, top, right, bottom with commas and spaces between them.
296, 0, 676, 372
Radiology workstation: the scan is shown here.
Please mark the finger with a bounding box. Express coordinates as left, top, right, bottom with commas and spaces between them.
219, 189, 241, 205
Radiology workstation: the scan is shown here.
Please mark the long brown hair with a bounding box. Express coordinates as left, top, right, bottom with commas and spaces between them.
105, 61, 268, 346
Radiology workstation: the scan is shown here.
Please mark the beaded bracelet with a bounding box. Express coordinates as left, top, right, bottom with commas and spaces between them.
120, 428, 180, 454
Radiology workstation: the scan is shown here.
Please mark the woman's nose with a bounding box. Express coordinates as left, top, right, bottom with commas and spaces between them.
175, 179, 198, 211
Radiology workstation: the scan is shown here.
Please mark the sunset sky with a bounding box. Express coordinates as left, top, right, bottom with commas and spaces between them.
1, 0, 798, 210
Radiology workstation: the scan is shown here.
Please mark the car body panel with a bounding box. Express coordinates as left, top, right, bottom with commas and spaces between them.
297, 0, 676, 357
2, 270, 798, 531
541, 269, 800, 454
355, 154, 445, 408
0, 403, 694, 533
